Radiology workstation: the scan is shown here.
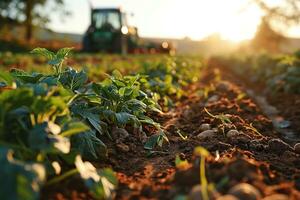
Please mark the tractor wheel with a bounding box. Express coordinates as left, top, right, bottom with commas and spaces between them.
82, 35, 92, 52
113, 35, 128, 54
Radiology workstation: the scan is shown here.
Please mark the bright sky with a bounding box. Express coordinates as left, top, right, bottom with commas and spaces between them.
48, 0, 300, 42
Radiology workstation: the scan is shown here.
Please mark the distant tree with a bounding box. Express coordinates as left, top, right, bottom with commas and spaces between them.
251, 0, 300, 52
0, 0, 69, 41
252, 17, 286, 52
254, 0, 300, 26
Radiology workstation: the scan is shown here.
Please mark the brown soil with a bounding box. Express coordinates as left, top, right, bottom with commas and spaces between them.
42, 61, 300, 200
267, 92, 300, 135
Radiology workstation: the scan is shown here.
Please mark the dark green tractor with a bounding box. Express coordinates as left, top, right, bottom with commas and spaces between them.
82, 8, 174, 54
82, 8, 139, 54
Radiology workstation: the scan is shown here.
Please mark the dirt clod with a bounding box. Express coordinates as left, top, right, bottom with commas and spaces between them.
261, 194, 289, 200
268, 138, 291, 154
112, 127, 129, 140
216, 195, 239, 200
116, 142, 130, 153
197, 130, 216, 139
294, 143, 300, 154
228, 183, 262, 200
188, 184, 219, 200
200, 123, 212, 131
226, 129, 240, 138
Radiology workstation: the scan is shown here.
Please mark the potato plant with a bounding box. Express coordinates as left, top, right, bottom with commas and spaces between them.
0, 48, 173, 200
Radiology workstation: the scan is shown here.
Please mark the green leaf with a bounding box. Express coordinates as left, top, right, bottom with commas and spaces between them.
10, 69, 43, 84
112, 79, 126, 87
31, 48, 55, 60
139, 116, 160, 128
95, 168, 118, 199
48, 58, 62, 66
60, 122, 90, 137
119, 87, 133, 97
125, 99, 147, 113
144, 134, 161, 150
71, 104, 105, 135
92, 83, 120, 101
75, 155, 117, 199
111, 70, 123, 79
0, 88, 34, 112
144, 129, 168, 150
26, 83, 48, 96
40, 76, 58, 86
0, 148, 46, 200
31, 95, 68, 118
115, 112, 134, 125
175, 154, 189, 169
71, 130, 107, 160
59, 67, 88, 91
0, 71, 14, 86
0, 82, 6, 87
28, 123, 70, 154
56, 47, 73, 59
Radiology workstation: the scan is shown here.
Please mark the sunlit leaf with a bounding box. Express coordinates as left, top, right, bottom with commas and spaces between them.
175, 154, 189, 170
71, 130, 107, 160
75, 155, 117, 199
28, 122, 70, 154
144, 129, 168, 150
0, 148, 46, 200
59, 67, 88, 91
10, 69, 43, 84
60, 121, 90, 137
31, 48, 55, 60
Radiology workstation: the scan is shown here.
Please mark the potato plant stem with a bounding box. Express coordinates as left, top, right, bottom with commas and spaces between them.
46, 168, 78, 186
200, 156, 209, 200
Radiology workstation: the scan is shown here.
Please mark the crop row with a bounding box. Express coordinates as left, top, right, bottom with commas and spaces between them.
0, 48, 203, 199
216, 50, 300, 94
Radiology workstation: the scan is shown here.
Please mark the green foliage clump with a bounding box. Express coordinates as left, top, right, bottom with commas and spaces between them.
0, 48, 204, 199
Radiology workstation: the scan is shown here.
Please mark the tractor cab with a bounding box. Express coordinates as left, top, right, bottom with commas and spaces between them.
83, 8, 139, 53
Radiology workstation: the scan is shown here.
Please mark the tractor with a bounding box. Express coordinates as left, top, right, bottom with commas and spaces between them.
82, 7, 174, 54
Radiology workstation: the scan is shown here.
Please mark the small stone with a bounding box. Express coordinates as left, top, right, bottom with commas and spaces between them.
200, 123, 211, 131
116, 143, 130, 152
111, 127, 129, 140
226, 130, 240, 138
217, 142, 232, 150
249, 140, 265, 151
264, 105, 279, 116
207, 95, 219, 103
216, 81, 230, 91
189, 185, 203, 200
212, 128, 219, 132
268, 138, 291, 153
262, 194, 289, 200
197, 130, 216, 139
188, 184, 218, 200
228, 183, 261, 200
294, 143, 300, 154
216, 195, 239, 200
294, 176, 300, 190
236, 133, 251, 143
183, 108, 193, 118
281, 150, 298, 163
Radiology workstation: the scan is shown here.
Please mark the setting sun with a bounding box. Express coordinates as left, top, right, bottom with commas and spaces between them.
159, 0, 264, 42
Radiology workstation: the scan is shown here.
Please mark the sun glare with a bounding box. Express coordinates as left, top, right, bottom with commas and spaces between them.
161, 0, 263, 42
